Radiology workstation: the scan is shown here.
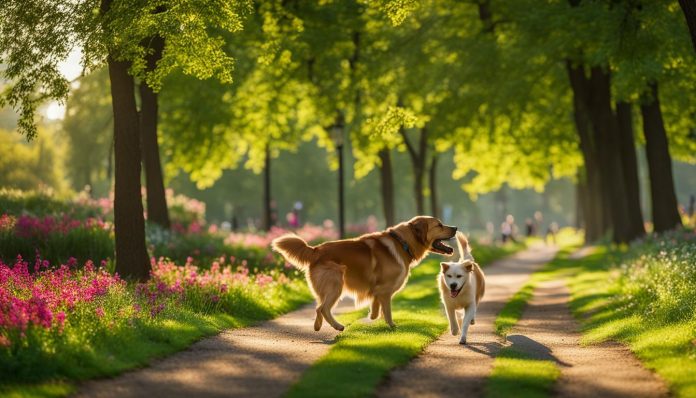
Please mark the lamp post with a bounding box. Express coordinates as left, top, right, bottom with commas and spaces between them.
330, 118, 345, 239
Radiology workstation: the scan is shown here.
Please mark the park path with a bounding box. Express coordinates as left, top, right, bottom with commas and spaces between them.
377, 243, 560, 398
507, 278, 669, 398
73, 300, 354, 398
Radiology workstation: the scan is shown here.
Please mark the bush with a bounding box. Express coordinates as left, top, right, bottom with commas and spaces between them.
0, 214, 114, 265
617, 229, 696, 323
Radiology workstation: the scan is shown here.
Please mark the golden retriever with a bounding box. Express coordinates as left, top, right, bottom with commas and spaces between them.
271, 216, 457, 331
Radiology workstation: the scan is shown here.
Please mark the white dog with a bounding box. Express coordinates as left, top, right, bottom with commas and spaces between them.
438, 231, 485, 345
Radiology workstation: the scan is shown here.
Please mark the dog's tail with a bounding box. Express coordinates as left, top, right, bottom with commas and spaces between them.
455, 231, 474, 262
271, 233, 317, 271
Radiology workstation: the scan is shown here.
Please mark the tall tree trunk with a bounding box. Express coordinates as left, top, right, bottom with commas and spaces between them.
378, 148, 395, 227
139, 35, 170, 229
576, 178, 587, 230
679, 0, 696, 54
429, 153, 440, 219
615, 101, 645, 238
640, 83, 683, 232
107, 56, 150, 280
586, 67, 632, 243
102, 0, 150, 281
566, 62, 604, 241
399, 127, 427, 215
262, 143, 272, 231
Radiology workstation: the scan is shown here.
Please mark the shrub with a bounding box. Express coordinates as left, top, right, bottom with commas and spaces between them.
617, 229, 696, 323
0, 214, 114, 265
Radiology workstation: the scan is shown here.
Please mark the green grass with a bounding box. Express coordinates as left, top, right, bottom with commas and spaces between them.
564, 243, 696, 398
286, 243, 523, 398
491, 230, 696, 398
1, 280, 312, 398
486, 347, 560, 398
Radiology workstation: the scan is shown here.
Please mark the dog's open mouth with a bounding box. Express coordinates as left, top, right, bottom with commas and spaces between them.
431, 239, 454, 255
450, 286, 462, 298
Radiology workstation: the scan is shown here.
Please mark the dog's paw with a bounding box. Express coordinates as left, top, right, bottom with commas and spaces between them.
334, 323, 345, 332
459, 338, 467, 345
450, 328, 459, 336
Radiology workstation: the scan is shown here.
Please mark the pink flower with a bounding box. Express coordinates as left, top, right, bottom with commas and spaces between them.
95, 307, 105, 318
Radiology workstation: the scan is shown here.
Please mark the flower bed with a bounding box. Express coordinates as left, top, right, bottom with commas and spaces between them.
0, 255, 310, 386
0, 214, 113, 265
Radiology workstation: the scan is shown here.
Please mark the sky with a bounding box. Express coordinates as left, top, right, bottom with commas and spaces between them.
45, 49, 83, 120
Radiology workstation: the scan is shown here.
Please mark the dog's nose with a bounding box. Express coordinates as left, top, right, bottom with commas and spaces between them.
450, 283, 457, 290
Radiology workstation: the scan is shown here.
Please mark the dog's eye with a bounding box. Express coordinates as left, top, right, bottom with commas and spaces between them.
456, 275, 463, 278
446, 274, 452, 278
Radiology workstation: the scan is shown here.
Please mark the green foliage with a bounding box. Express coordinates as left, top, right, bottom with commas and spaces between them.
60, 68, 113, 196
0, 129, 67, 193
0, 0, 255, 140
0, 218, 114, 266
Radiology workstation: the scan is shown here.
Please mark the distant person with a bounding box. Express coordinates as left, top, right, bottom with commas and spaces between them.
287, 209, 299, 228
525, 218, 534, 237
546, 222, 559, 245
501, 214, 517, 244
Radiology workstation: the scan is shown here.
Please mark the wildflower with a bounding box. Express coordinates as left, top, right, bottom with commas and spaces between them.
95, 307, 105, 318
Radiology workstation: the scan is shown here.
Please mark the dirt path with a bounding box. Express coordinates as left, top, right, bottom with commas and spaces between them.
377, 244, 560, 398
508, 279, 669, 398
73, 300, 354, 398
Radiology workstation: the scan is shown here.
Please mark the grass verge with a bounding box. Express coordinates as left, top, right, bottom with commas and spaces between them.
485, 234, 581, 398
0, 279, 312, 398
486, 346, 560, 398
491, 229, 696, 398
565, 237, 696, 398
286, 242, 523, 398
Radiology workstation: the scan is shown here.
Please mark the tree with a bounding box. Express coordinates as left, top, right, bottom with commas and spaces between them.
139, 35, 170, 229
679, 0, 696, 53
640, 83, 683, 232
1, 0, 253, 279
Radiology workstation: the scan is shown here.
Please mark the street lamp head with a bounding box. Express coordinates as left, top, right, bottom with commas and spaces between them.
330, 122, 344, 147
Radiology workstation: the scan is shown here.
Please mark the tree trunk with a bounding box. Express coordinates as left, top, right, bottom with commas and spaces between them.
615, 101, 645, 238
586, 67, 632, 243
429, 153, 440, 219
262, 143, 272, 231
107, 56, 150, 281
399, 127, 427, 215
101, 0, 149, 280
139, 35, 170, 229
378, 148, 395, 227
640, 83, 683, 232
565, 62, 604, 242
679, 0, 696, 54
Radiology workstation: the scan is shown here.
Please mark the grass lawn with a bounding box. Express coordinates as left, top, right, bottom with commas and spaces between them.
286, 243, 523, 398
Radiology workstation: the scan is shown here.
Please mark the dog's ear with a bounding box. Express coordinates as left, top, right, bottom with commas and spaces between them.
465, 263, 475, 272
441, 263, 449, 272
409, 219, 428, 244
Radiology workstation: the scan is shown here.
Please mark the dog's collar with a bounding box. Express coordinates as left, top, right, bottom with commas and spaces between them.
389, 230, 414, 260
